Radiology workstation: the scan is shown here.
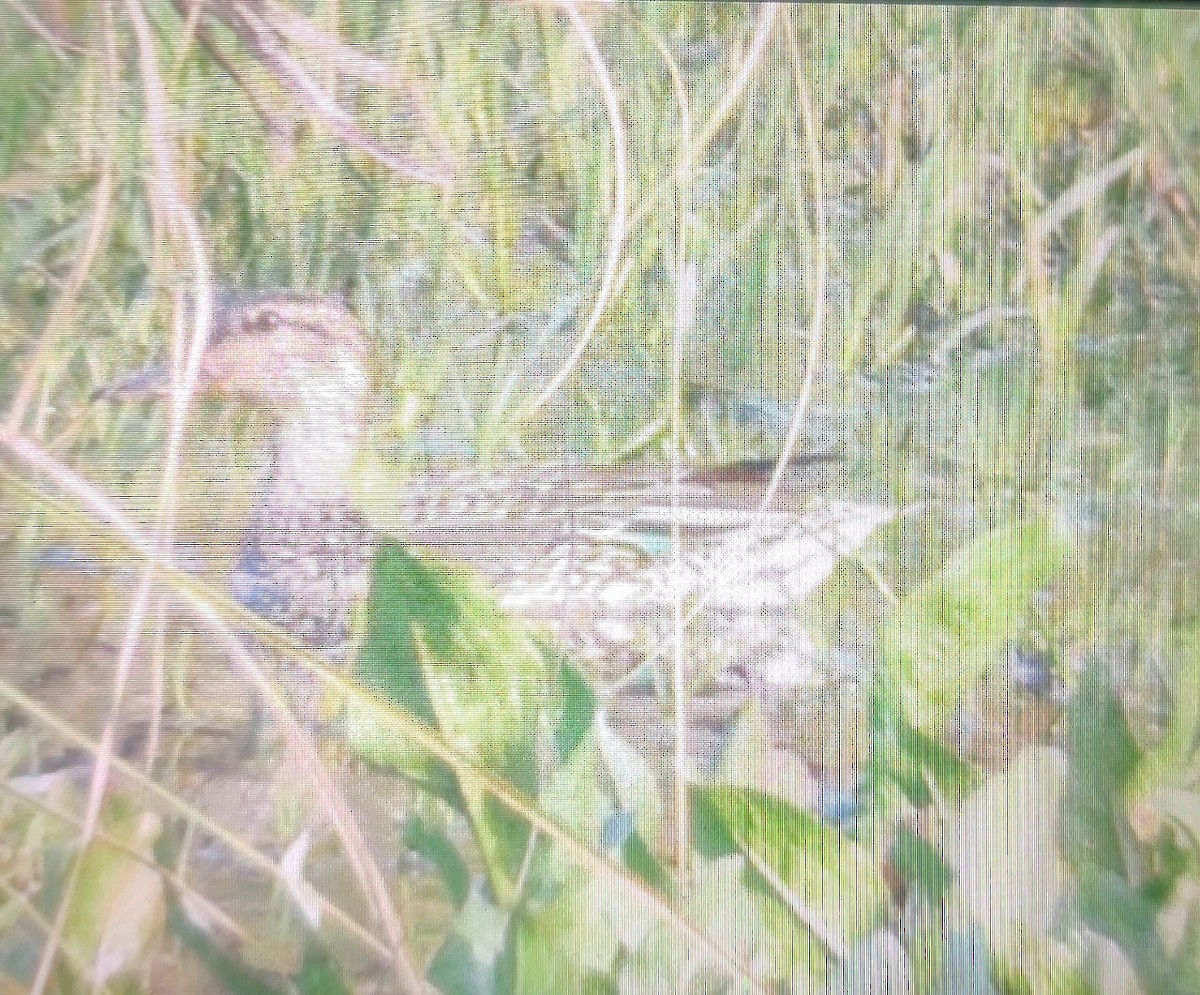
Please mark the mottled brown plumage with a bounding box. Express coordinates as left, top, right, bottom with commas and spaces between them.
112, 292, 892, 725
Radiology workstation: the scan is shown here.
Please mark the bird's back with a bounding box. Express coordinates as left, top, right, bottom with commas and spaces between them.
231, 461, 849, 677
361, 464, 887, 687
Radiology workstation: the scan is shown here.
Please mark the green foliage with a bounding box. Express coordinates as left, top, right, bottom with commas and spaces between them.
343, 533, 903, 988
63, 811, 165, 990
426, 888, 510, 995
553, 660, 596, 760
882, 517, 1067, 728
1064, 661, 1200, 994
349, 542, 549, 900
402, 815, 471, 908
168, 901, 287, 995
500, 879, 622, 995
0, 22, 62, 176
885, 717, 980, 812
890, 826, 953, 906
169, 897, 354, 995
692, 785, 889, 949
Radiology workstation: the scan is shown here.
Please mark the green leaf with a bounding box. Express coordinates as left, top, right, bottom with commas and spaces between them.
1077, 866, 1184, 994
167, 900, 285, 995
555, 660, 596, 760
295, 942, 352, 995
63, 799, 165, 989
428, 921, 502, 995
621, 830, 672, 897
882, 517, 1067, 727
890, 826, 954, 906
893, 720, 980, 807
349, 543, 551, 901
691, 785, 889, 949
1064, 663, 1140, 881
527, 732, 665, 961
428, 885, 511, 995
1138, 621, 1200, 799
401, 815, 471, 908
345, 546, 460, 798
180, 892, 347, 995
502, 875, 621, 995
1061, 661, 1200, 993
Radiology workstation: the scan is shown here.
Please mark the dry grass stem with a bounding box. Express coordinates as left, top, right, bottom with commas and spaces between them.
0, 676, 394, 962
1, 779, 251, 953
745, 847, 846, 963
262, 0, 459, 175
759, 15, 829, 515
4, 158, 114, 433
522, 3, 629, 418
25, 2, 215, 987
622, 3, 781, 238
625, 16, 836, 678
216, 0, 453, 192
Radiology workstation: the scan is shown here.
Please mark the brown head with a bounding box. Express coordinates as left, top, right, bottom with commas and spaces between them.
197, 291, 369, 404
100, 290, 373, 497
99, 290, 370, 408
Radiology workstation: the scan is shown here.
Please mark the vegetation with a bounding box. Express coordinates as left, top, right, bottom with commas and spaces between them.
0, 3, 1197, 992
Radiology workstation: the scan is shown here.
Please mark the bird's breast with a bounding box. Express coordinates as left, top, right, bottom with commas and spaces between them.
235, 489, 376, 660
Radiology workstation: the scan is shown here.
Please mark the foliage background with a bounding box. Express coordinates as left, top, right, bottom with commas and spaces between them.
0, 3, 1197, 993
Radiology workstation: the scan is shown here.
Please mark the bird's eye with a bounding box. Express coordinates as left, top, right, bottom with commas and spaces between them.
252, 310, 280, 333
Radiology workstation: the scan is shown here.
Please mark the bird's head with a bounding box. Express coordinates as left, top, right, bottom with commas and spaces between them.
100, 290, 370, 410
100, 290, 373, 495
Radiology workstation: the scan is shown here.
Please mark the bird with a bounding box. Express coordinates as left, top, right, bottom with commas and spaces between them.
100, 290, 894, 770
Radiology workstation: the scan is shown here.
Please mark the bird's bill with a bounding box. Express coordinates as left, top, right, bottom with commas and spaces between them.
92, 363, 172, 401
92, 361, 225, 401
